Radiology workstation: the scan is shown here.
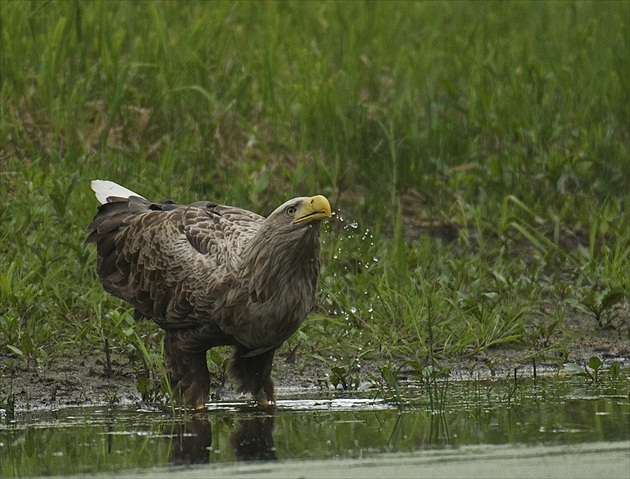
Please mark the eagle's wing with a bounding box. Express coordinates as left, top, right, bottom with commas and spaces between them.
86, 196, 264, 329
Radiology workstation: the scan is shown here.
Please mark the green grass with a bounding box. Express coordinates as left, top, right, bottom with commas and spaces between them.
1, 1, 629, 393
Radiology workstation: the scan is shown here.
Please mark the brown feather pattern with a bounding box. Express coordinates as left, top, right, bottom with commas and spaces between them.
86, 186, 330, 408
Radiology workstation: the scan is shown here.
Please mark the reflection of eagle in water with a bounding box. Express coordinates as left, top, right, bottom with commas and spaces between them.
86, 180, 331, 409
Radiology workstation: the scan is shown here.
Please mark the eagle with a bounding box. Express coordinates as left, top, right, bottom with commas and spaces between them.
86, 180, 331, 409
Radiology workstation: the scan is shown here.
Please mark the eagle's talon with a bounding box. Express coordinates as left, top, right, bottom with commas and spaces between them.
255, 397, 276, 408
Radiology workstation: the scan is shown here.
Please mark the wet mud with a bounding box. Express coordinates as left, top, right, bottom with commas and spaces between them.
2, 324, 628, 413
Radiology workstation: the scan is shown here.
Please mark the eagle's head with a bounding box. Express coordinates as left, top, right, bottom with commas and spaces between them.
266, 195, 332, 233
243, 195, 331, 305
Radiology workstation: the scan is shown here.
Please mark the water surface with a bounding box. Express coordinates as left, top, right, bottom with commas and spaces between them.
1, 374, 628, 477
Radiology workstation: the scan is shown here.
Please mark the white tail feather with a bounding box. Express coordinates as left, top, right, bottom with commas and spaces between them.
91, 180, 144, 205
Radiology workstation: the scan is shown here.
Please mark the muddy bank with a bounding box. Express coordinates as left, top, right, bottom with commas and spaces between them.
2, 326, 628, 414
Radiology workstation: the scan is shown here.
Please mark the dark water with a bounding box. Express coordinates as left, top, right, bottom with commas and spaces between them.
1, 375, 628, 476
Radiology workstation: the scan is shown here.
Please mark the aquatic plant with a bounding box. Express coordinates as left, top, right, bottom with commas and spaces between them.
562, 356, 627, 384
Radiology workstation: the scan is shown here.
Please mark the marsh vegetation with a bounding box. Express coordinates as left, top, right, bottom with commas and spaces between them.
1, 1, 629, 410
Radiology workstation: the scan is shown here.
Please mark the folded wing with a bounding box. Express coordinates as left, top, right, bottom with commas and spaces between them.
86, 193, 264, 329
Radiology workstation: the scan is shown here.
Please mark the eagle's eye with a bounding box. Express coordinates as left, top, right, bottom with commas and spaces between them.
286, 206, 297, 216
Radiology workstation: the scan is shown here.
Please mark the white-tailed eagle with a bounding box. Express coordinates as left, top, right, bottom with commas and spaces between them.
86, 180, 331, 408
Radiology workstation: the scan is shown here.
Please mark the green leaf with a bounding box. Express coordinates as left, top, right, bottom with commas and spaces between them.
609, 362, 621, 379
563, 362, 586, 374
6, 344, 24, 357
588, 356, 603, 371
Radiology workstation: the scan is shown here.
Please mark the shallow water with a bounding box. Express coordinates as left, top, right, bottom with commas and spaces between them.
1, 375, 628, 477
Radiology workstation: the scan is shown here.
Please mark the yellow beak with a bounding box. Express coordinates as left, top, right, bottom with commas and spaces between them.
293, 195, 332, 224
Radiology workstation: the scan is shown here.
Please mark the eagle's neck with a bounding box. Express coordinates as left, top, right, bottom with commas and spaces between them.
244, 224, 321, 307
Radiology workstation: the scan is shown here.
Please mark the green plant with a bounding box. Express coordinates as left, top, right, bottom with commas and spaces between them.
608, 362, 623, 380
409, 361, 451, 413
310, 349, 372, 391
574, 288, 625, 328
376, 361, 406, 408
563, 356, 606, 382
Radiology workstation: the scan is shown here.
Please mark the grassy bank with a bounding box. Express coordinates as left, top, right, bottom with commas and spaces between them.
1, 1, 628, 397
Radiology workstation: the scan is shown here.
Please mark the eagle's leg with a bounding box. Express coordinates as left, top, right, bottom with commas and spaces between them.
229, 346, 276, 407
163, 331, 210, 410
